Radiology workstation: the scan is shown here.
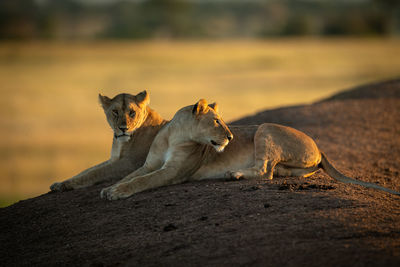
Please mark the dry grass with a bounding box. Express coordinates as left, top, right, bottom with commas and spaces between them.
0, 38, 399, 206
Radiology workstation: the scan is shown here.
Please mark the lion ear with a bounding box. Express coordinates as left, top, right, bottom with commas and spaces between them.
193, 99, 208, 115
208, 102, 219, 113
98, 93, 111, 110
136, 90, 150, 107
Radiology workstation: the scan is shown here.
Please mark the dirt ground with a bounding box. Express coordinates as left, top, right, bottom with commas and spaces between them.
1, 79, 400, 267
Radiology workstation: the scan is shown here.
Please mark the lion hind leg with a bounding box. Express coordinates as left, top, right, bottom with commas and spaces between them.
227, 158, 278, 180
228, 130, 283, 180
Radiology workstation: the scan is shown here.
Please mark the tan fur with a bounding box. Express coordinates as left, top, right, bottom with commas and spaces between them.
50, 91, 167, 192
100, 99, 399, 200
100, 99, 233, 200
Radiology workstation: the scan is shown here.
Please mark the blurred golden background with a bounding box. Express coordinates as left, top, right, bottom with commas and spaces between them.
1, 0, 400, 206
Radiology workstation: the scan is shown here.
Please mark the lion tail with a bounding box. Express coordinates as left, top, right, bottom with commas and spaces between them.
319, 151, 400, 196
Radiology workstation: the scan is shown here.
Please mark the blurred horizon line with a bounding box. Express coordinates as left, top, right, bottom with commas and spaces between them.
1, 0, 399, 40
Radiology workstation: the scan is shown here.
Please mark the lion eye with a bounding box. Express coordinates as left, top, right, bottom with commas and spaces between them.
112, 110, 118, 116
129, 110, 136, 117
215, 119, 220, 125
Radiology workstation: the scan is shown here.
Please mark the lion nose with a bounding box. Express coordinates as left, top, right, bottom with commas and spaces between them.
119, 126, 128, 132
227, 134, 233, 141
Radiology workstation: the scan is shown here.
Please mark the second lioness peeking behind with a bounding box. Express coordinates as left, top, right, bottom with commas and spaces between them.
101, 99, 399, 200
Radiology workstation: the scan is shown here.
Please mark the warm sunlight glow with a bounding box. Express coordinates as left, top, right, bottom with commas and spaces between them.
1, 39, 400, 205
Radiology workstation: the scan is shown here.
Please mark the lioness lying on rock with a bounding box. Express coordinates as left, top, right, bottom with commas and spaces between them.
50, 91, 167, 192
101, 99, 399, 200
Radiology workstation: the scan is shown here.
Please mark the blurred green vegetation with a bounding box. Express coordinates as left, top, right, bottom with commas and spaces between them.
0, 0, 399, 40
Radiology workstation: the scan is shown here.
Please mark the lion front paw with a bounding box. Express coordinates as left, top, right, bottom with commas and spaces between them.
225, 171, 244, 180
100, 184, 131, 201
50, 182, 69, 192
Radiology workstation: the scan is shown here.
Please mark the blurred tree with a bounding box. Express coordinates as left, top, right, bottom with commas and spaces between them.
0, 0, 38, 39
373, 0, 400, 35
0, 0, 399, 40
282, 15, 315, 36
104, 0, 192, 39
143, 0, 192, 38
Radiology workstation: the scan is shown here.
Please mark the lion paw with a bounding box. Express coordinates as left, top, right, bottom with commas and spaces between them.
50, 182, 69, 192
100, 185, 131, 201
225, 171, 244, 180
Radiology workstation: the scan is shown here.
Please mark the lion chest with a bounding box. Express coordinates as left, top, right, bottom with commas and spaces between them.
110, 139, 128, 161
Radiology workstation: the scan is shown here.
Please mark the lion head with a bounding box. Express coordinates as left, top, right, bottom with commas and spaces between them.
190, 99, 233, 152
99, 91, 150, 142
